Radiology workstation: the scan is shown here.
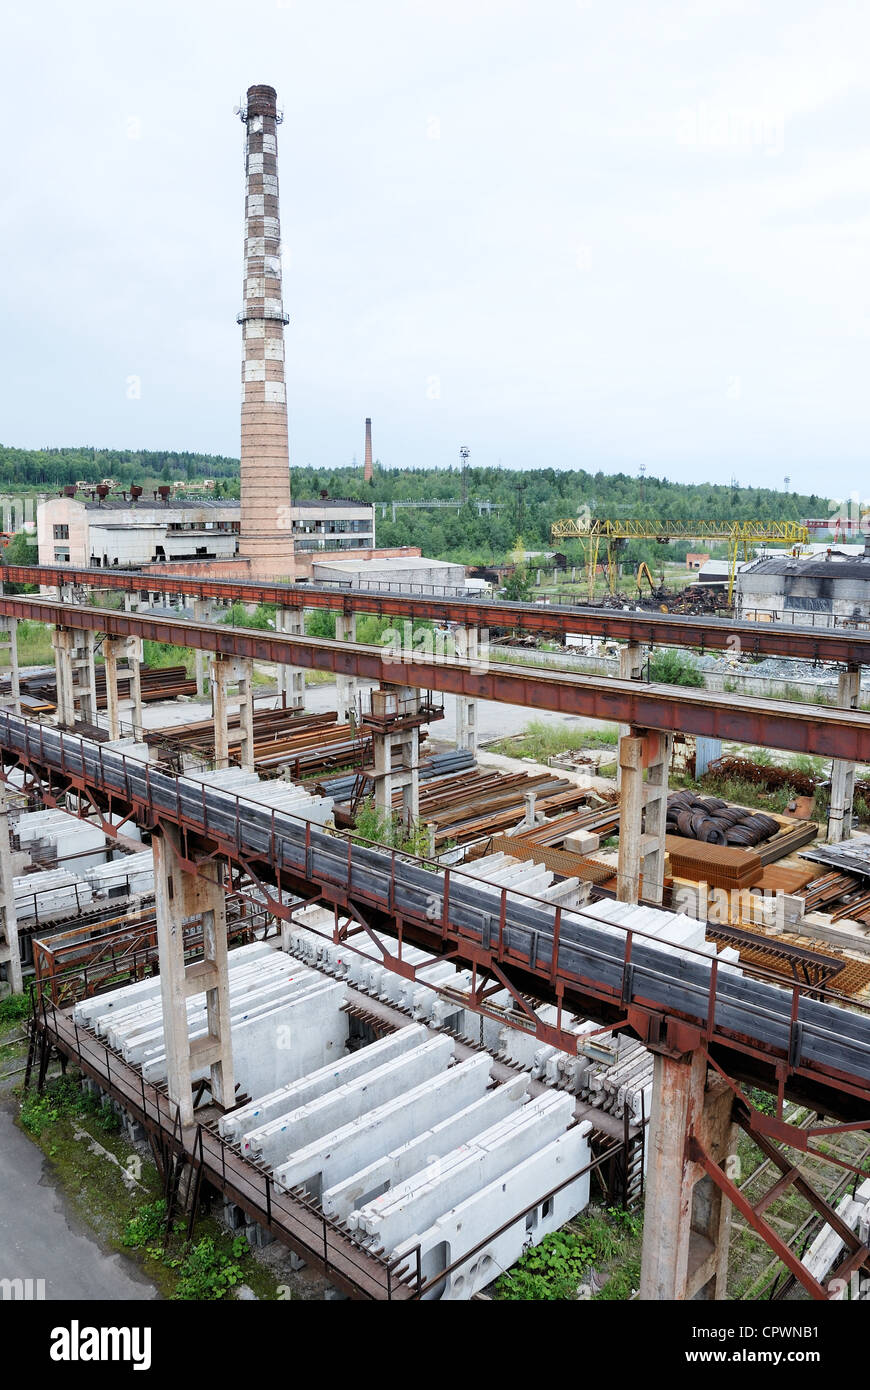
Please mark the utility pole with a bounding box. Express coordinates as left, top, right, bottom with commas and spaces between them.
460, 446, 470, 506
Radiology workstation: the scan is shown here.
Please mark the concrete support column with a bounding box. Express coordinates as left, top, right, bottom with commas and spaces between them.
103, 635, 143, 741
617, 728, 671, 905
275, 607, 305, 709
370, 686, 421, 825
0, 617, 20, 715
237, 659, 255, 774
51, 627, 97, 729
335, 611, 357, 723
209, 655, 255, 772
828, 666, 860, 844
192, 599, 215, 698
0, 781, 22, 995
639, 1051, 737, 1301
617, 642, 645, 789
153, 826, 235, 1129
400, 725, 420, 826
454, 626, 479, 754
210, 656, 230, 770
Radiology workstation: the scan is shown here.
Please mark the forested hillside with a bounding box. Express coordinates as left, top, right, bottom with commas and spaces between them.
0, 444, 832, 566
0, 446, 238, 489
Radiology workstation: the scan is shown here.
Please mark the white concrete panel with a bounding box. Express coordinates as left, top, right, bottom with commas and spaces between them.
272, 1054, 493, 1197
322, 1076, 529, 1220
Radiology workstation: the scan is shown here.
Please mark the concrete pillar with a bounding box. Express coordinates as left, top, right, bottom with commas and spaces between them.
617, 643, 645, 789
192, 599, 215, 698
454, 627, 479, 754
275, 607, 305, 709
209, 655, 255, 772
211, 656, 230, 770
617, 734, 644, 905
828, 666, 860, 844
370, 686, 420, 825
153, 826, 235, 1129
617, 728, 671, 905
0, 617, 20, 715
51, 627, 97, 729
237, 659, 255, 774
103, 635, 143, 741
639, 1051, 737, 1301
0, 781, 22, 995
335, 611, 357, 723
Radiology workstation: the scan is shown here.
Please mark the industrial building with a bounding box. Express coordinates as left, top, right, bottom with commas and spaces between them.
738, 540, 870, 626
36, 493, 377, 570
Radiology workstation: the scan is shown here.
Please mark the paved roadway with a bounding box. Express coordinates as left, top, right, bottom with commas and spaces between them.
0, 1104, 158, 1301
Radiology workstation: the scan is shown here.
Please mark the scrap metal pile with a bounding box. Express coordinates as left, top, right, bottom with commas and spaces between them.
698, 755, 821, 798
666, 790, 781, 846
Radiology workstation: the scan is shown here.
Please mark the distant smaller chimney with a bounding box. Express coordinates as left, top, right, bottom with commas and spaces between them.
364, 418, 373, 483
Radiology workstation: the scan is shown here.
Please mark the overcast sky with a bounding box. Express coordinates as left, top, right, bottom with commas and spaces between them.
1, 0, 868, 494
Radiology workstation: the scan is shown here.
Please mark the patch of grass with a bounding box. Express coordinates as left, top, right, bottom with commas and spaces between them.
143, 640, 195, 680
490, 718, 618, 761
648, 649, 704, 687
16, 1072, 289, 1301
20, 1074, 120, 1137
0, 992, 31, 1027
494, 1207, 642, 1301
15, 619, 53, 666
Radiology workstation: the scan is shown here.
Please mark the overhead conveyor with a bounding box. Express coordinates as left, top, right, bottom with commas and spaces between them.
1, 595, 869, 758
2, 710, 870, 1119
7, 560, 870, 665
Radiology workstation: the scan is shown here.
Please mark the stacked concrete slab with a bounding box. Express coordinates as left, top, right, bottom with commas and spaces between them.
85, 850, 154, 899
74, 942, 347, 1098
197, 767, 334, 827
218, 1019, 591, 1299
281, 884, 744, 1124
15, 808, 108, 871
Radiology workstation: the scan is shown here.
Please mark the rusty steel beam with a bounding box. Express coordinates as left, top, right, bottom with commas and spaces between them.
3, 594, 870, 759
4, 712, 870, 1120
7, 562, 870, 665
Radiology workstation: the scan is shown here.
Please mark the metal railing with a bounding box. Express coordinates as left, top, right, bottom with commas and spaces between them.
9, 711, 870, 1109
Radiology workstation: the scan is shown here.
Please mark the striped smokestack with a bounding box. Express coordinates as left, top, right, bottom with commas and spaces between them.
364, 417, 373, 482
237, 84, 293, 571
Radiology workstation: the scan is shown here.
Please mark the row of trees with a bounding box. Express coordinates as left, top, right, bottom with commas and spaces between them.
0, 446, 239, 489
0, 443, 831, 566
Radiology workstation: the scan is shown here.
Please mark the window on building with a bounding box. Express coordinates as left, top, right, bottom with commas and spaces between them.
53, 524, 69, 540
54, 547, 71, 563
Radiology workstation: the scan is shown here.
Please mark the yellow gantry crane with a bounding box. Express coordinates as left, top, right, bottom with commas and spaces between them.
549, 518, 809, 604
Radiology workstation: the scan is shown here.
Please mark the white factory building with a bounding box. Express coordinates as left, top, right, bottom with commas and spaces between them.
37, 493, 377, 570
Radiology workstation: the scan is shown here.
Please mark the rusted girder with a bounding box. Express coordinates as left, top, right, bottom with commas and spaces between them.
2, 595, 870, 759
7, 562, 870, 665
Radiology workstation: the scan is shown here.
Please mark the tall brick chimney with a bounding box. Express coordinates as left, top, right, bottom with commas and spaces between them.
364, 417, 373, 483
237, 84, 294, 572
